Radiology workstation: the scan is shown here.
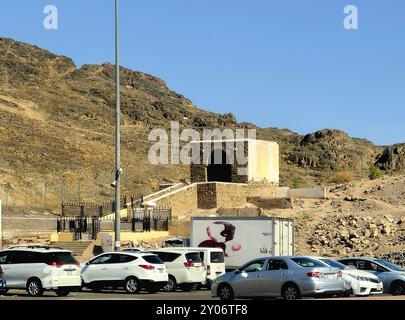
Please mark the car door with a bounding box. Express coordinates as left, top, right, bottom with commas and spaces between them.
82, 254, 115, 284
231, 259, 266, 298
2, 251, 29, 288
108, 254, 139, 281
261, 259, 289, 297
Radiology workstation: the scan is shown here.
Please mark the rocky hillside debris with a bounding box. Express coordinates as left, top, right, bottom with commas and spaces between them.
307, 214, 405, 256
376, 144, 405, 172
2, 235, 51, 247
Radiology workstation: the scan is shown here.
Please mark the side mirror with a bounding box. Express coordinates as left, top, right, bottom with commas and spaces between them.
234, 269, 241, 274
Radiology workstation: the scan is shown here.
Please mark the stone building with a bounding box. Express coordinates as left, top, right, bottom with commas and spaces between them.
190, 139, 279, 184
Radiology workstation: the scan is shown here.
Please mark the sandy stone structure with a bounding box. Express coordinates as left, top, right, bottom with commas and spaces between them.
190, 139, 279, 184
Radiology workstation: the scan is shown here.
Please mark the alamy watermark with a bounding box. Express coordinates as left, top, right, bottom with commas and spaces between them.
344, 5, 359, 30
43, 5, 58, 30
147, 122, 257, 176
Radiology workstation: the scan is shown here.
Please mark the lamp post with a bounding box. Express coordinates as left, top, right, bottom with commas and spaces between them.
114, 0, 121, 251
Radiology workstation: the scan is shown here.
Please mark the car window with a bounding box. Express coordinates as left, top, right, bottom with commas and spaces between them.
0, 252, 8, 264
6, 251, 32, 264
267, 259, 288, 270
163, 240, 184, 247
375, 259, 404, 272
210, 251, 225, 263
91, 254, 114, 265
150, 252, 181, 262
358, 260, 387, 272
110, 254, 137, 264
46, 252, 77, 264
320, 259, 346, 270
340, 259, 357, 269
241, 260, 266, 273
199, 252, 205, 262
143, 255, 164, 264
291, 257, 324, 268
185, 253, 202, 263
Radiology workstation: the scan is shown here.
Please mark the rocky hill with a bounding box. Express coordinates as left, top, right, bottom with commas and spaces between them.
0, 37, 403, 214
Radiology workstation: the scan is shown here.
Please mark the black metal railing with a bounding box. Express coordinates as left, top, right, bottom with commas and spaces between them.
57, 217, 100, 240
57, 214, 169, 240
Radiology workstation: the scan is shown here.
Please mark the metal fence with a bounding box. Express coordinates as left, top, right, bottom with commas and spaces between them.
57, 217, 100, 240
57, 215, 170, 240
99, 216, 170, 233
61, 194, 143, 217
1, 216, 58, 234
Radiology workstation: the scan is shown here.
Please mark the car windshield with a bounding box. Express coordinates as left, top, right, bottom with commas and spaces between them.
375, 259, 404, 271
320, 258, 347, 270
163, 240, 184, 247
291, 257, 325, 268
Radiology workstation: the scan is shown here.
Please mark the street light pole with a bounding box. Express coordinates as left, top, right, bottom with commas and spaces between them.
114, 0, 121, 251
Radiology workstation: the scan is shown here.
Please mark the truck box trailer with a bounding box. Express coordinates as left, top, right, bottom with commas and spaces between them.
190, 216, 294, 270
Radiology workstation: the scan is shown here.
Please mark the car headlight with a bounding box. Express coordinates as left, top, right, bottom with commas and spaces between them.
349, 274, 368, 281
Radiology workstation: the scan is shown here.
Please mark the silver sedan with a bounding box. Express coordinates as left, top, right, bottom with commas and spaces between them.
211, 256, 344, 300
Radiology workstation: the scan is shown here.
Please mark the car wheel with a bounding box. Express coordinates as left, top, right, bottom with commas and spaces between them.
218, 283, 234, 301
180, 283, 194, 292
26, 278, 44, 297
55, 289, 71, 297
391, 281, 405, 296
282, 283, 301, 300
164, 276, 177, 292
125, 277, 141, 294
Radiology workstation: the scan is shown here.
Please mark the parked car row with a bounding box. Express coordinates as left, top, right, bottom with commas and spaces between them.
1, 245, 404, 300
211, 256, 405, 300
0, 245, 226, 297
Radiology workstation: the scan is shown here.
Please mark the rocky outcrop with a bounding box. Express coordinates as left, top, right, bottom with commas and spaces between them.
307, 214, 405, 256
375, 144, 405, 171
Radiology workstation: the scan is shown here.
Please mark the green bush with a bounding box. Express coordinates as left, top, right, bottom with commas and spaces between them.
291, 176, 303, 189
369, 165, 382, 180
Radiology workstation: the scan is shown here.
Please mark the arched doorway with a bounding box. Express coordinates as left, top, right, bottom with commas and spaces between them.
207, 149, 232, 182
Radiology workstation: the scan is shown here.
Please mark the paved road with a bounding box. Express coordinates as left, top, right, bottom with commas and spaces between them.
1, 289, 405, 300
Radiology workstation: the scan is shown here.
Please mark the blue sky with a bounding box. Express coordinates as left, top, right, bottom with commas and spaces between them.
1, 0, 404, 145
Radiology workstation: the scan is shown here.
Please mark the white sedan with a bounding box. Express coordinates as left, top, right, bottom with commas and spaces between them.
313, 257, 383, 296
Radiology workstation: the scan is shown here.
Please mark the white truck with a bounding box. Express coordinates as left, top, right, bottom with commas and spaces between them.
190, 216, 294, 270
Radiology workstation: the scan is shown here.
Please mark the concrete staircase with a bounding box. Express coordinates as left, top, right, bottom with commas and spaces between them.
51, 241, 93, 259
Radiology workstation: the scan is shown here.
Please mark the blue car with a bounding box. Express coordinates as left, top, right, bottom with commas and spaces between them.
0, 266, 6, 294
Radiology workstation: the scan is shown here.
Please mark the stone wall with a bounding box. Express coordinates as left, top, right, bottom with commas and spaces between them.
152, 182, 277, 217
247, 197, 294, 209
169, 220, 190, 237
197, 183, 217, 209
217, 207, 262, 216
153, 184, 198, 218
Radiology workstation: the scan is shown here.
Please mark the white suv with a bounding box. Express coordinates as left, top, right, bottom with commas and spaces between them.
148, 248, 206, 292
81, 252, 168, 293
0, 246, 81, 297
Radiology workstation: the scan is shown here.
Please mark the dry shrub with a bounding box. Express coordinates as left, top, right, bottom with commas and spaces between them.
328, 171, 353, 184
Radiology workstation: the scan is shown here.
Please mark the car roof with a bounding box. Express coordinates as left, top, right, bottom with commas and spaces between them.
148, 248, 201, 254
157, 247, 224, 253
339, 257, 376, 261
101, 251, 155, 257
4, 246, 72, 253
